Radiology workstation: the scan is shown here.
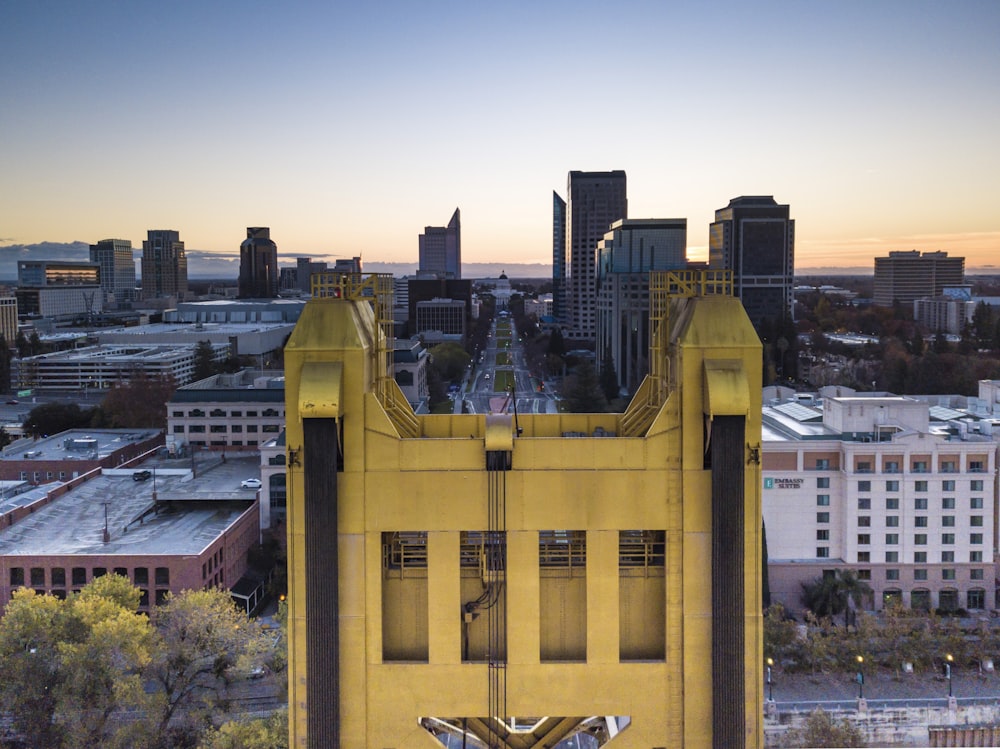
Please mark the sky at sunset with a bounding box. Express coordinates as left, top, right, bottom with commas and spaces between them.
2, 1, 999, 273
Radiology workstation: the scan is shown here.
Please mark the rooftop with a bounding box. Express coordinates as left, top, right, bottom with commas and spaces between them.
1, 429, 161, 461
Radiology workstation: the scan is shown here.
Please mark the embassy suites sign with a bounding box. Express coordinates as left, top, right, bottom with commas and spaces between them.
763, 478, 804, 489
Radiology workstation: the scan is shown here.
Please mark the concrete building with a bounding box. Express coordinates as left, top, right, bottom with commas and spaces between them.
90, 238, 137, 308
595, 218, 688, 394
914, 292, 975, 336
406, 278, 473, 338
162, 298, 306, 325
16, 342, 229, 392
167, 369, 285, 450
259, 432, 287, 532
562, 170, 627, 341
418, 208, 461, 279
415, 299, 466, 343
283, 270, 763, 748
141, 230, 188, 301
392, 339, 429, 410
239, 227, 279, 299
296, 257, 329, 293
873, 250, 965, 307
0, 295, 17, 345
0, 453, 260, 614
524, 294, 552, 320
709, 196, 795, 329
15, 261, 104, 321
762, 387, 998, 616
0, 429, 161, 485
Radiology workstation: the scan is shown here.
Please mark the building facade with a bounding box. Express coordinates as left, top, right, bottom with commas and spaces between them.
552, 191, 566, 325
90, 238, 137, 308
418, 208, 461, 279
762, 391, 998, 615
709, 196, 794, 329
563, 171, 627, 341
873, 251, 965, 307
0, 296, 15, 345
15, 261, 104, 321
239, 227, 279, 299
141, 230, 188, 301
595, 218, 688, 394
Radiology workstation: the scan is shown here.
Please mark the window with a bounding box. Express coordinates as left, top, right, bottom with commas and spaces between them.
173, 426, 185, 433
172, 410, 184, 417
971, 569, 984, 581
914, 569, 927, 581
817, 512, 829, 523
856, 461, 872, 473
942, 533, 955, 545
247, 425, 258, 433
263, 424, 280, 433
942, 569, 956, 581
857, 480, 870, 491
885, 551, 899, 563
858, 498, 871, 510
885, 533, 899, 545
886, 498, 899, 510
915, 516, 928, 527
9, 568, 24, 586
886, 569, 900, 580
914, 534, 927, 545
857, 551, 870, 563
818, 477, 831, 488
971, 516, 984, 527
134, 568, 148, 585
92, 567, 106, 578
942, 480, 956, 491
942, 516, 955, 527
914, 481, 928, 492
210, 424, 227, 433
886, 516, 899, 527
246, 410, 258, 417
970, 460, 984, 472
885, 461, 900, 474
155, 568, 170, 585
817, 547, 829, 558
971, 533, 984, 544
262, 408, 280, 417
941, 551, 954, 563
886, 480, 899, 491
231, 425, 243, 433
912, 461, 928, 473
817, 530, 830, 541
970, 551, 983, 563
30, 568, 44, 586
189, 409, 205, 417
231, 410, 242, 417
941, 461, 957, 473
857, 534, 870, 545
72, 568, 86, 585
51, 568, 65, 586
814, 459, 830, 470
858, 516, 871, 527
915, 498, 928, 510
856, 569, 871, 581
971, 497, 984, 509
189, 425, 206, 433
942, 497, 955, 510
817, 495, 830, 506
968, 589, 986, 609
971, 480, 984, 491
914, 552, 927, 563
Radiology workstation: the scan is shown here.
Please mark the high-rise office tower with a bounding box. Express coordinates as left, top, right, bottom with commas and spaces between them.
418, 208, 461, 279
90, 238, 136, 308
239, 227, 279, 299
140, 230, 188, 301
551, 192, 566, 325
564, 170, 627, 340
709, 196, 794, 328
596, 218, 688, 394
873, 250, 965, 307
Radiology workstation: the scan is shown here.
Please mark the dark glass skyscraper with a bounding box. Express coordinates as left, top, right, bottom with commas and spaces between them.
551, 191, 566, 324
418, 208, 461, 279
239, 227, 279, 299
141, 230, 188, 301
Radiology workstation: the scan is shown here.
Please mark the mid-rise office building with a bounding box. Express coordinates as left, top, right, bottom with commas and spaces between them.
418, 208, 461, 279
15, 261, 104, 321
762, 388, 998, 615
552, 191, 566, 325
141, 230, 188, 301
874, 250, 965, 307
596, 218, 688, 394
0, 296, 18, 344
563, 170, 627, 340
238, 227, 279, 299
296, 257, 329, 293
415, 299, 467, 343
90, 238, 137, 308
709, 196, 794, 328
406, 278, 472, 338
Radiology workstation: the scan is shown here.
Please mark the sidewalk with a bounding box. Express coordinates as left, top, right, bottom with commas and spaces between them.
770, 670, 1000, 705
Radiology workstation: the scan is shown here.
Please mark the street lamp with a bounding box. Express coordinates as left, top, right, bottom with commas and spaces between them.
766, 657, 774, 701
945, 653, 954, 698
855, 655, 865, 699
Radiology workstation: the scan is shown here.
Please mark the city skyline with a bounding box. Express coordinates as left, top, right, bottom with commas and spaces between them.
2, 2, 998, 272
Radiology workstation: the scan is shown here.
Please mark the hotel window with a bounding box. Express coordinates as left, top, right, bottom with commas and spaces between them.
885, 533, 899, 545
971, 497, 984, 509
857, 569, 871, 580
915, 516, 928, 527
857, 534, 870, 545
886, 480, 899, 492
173, 426, 185, 433
817, 530, 830, 541
912, 461, 928, 473
942, 533, 955, 545
914, 534, 927, 545
971, 551, 983, 563
942, 569, 956, 581
971, 515, 984, 527
942, 480, 955, 491
942, 497, 955, 510
817, 512, 829, 523
886, 516, 899, 527
971, 533, 984, 544
886, 569, 899, 581
231, 410, 242, 417
858, 498, 871, 510
941, 551, 954, 563
914, 569, 928, 581
817, 495, 830, 506
942, 516, 955, 527
915, 497, 928, 510
817, 477, 830, 488
941, 461, 957, 473
210, 424, 227, 433
856, 461, 872, 473
970, 460, 984, 472
858, 516, 871, 527
857, 551, 870, 563
914, 552, 927, 563
885, 551, 898, 563
971, 479, 984, 491
817, 547, 829, 558
172, 410, 184, 417
815, 459, 830, 470
914, 481, 928, 492
971, 569, 985, 580
886, 498, 899, 510
885, 461, 900, 474
857, 480, 870, 491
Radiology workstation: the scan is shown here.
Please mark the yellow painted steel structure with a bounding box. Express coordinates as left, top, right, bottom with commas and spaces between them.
285, 271, 763, 748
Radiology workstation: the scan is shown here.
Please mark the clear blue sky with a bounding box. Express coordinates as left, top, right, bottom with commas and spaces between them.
2, 0, 999, 271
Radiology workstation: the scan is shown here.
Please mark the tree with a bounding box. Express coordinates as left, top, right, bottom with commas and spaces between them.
782, 708, 866, 748
801, 570, 872, 627
0, 334, 12, 392
559, 360, 608, 413
22, 401, 96, 438
599, 352, 619, 402
97, 373, 177, 429
193, 340, 218, 382
427, 342, 471, 384
198, 710, 288, 749
548, 327, 565, 356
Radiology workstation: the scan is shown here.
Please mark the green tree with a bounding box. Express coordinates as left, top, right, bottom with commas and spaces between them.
428, 342, 471, 384
22, 401, 96, 437
971, 301, 995, 349
198, 709, 288, 749
97, 373, 177, 429
548, 327, 565, 356
193, 340, 218, 382
782, 708, 866, 748
559, 360, 608, 413
801, 570, 872, 627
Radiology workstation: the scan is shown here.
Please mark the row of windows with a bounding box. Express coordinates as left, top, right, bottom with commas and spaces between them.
853, 479, 985, 492
878, 588, 986, 611
853, 533, 985, 545
848, 514, 984, 527
10, 587, 172, 607
172, 408, 281, 418
175, 424, 280, 434
843, 459, 985, 474
857, 550, 984, 564
10, 566, 169, 587
855, 497, 983, 510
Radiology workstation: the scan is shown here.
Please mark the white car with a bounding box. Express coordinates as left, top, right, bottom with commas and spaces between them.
241, 478, 262, 489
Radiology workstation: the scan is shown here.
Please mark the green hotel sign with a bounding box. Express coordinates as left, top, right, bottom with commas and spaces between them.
764, 477, 804, 489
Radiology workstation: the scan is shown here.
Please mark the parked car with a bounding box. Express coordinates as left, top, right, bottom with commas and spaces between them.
132, 470, 152, 481
241, 478, 262, 489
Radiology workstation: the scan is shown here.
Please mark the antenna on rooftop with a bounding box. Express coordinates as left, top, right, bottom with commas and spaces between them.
101, 500, 111, 543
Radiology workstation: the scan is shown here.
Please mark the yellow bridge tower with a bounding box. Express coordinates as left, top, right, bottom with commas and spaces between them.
284, 270, 763, 748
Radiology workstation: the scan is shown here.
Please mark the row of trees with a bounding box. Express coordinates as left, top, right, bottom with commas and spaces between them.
0, 576, 282, 749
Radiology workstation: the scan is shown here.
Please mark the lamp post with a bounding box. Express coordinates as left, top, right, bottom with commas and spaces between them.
945, 653, 954, 698
766, 658, 774, 701
855, 655, 865, 699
